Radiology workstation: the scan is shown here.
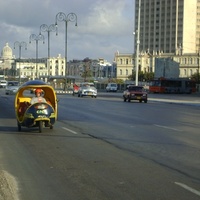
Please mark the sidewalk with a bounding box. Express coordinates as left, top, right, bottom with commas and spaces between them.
148, 93, 200, 106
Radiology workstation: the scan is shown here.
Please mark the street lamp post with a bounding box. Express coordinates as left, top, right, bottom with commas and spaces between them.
14, 41, 27, 84
198, 38, 200, 91
55, 12, 77, 91
29, 34, 45, 79
40, 24, 57, 79
135, 0, 141, 86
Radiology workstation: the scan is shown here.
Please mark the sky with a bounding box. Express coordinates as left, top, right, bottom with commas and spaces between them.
0, 0, 135, 63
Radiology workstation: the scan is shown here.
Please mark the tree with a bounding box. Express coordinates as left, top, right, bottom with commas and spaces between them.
128, 70, 154, 82
143, 72, 154, 81
191, 72, 200, 83
82, 61, 92, 82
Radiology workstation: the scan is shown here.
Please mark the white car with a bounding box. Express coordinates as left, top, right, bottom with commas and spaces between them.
106, 83, 118, 92
78, 85, 97, 98
0, 80, 7, 88
5, 81, 20, 95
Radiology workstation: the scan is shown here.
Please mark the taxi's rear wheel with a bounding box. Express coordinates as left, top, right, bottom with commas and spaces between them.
39, 121, 43, 133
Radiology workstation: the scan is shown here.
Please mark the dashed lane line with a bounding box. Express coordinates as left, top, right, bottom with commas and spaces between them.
175, 182, 200, 197
62, 127, 78, 134
154, 124, 182, 132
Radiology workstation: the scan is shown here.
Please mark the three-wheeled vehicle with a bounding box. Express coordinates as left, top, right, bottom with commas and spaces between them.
15, 80, 58, 132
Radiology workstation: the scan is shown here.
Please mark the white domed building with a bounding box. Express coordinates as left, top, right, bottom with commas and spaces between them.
0, 43, 14, 77
1, 43, 13, 59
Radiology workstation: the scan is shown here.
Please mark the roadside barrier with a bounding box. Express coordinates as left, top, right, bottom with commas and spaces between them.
55, 90, 73, 94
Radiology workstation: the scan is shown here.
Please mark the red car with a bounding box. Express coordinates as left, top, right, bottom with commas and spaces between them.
123, 85, 148, 103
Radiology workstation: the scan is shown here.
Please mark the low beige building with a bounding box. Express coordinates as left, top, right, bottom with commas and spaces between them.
114, 51, 200, 81
11, 54, 65, 82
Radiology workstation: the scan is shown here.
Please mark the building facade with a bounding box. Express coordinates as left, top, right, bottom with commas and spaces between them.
135, 0, 200, 55
67, 58, 114, 82
0, 42, 114, 83
115, 0, 200, 82
12, 54, 66, 82
113, 51, 134, 81
12, 58, 47, 81
114, 51, 200, 81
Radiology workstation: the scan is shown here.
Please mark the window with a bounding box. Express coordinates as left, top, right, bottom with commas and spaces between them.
126, 69, 128, 76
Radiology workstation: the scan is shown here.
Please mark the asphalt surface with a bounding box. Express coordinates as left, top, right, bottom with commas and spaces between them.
0, 89, 200, 199
2, 87, 200, 106
95, 91, 200, 107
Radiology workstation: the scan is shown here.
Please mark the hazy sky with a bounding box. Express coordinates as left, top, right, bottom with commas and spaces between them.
0, 0, 135, 63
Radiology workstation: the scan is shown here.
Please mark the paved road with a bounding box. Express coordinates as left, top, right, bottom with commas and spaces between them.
0, 90, 200, 199
96, 91, 200, 106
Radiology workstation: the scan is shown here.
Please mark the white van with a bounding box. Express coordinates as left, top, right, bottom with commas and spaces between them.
106, 83, 118, 92
0, 80, 7, 88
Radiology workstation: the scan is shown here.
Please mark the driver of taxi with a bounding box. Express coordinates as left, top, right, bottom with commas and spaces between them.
30, 88, 47, 104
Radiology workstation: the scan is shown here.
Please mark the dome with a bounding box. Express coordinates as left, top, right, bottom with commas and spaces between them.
1, 43, 13, 59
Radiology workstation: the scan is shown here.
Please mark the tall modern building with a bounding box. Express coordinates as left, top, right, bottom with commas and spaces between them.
135, 0, 200, 55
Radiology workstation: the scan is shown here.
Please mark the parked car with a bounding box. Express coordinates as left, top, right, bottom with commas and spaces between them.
78, 84, 97, 98
106, 83, 117, 92
0, 80, 7, 88
5, 81, 20, 95
123, 85, 148, 103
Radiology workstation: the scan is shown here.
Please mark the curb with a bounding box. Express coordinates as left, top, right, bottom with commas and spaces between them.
149, 98, 200, 106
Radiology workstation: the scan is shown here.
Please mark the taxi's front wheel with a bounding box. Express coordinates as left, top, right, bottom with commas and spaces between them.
17, 122, 21, 132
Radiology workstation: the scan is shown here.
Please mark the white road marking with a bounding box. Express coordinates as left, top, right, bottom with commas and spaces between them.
62, 127, 78, 134
175, 182, 200, 197
154, 124, 182, 132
